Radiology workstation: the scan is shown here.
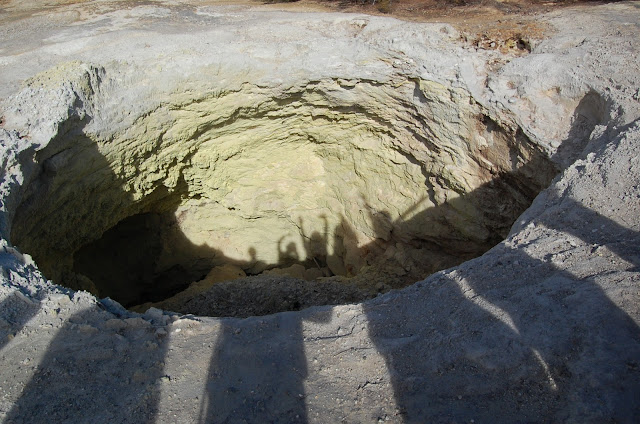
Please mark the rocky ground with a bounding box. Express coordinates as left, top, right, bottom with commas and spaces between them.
0, 0, 639, 423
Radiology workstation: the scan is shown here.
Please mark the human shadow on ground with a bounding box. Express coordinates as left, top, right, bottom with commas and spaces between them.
197, 311, 328, 424
192, 218, 337, 423
3, 306, 171, 424
362, 184, 640, 419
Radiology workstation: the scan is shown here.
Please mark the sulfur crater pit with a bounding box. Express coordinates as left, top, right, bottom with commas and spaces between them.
9, 64, 558, 317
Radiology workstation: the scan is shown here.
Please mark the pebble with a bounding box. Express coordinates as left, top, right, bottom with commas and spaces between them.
144, 307, 165, 321
104, 319, 127, 331
125, 317, 149, 328
76, 324, 98, 335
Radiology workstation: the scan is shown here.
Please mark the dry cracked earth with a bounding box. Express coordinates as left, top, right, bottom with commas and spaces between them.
0, 0, 639, 422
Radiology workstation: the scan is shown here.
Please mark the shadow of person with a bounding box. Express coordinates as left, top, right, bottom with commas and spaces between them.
277, 236, 300, 266
299, 215, 329, 269
363, 190, 640, 421
196, 215, 340, 423
286, 242, 300, 262
454, 197, 640, 420
198, 312, 310, 424
3, 306, 171, 423
247, 247, 267, 273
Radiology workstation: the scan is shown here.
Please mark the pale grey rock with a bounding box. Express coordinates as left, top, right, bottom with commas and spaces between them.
0, 1, 638, 423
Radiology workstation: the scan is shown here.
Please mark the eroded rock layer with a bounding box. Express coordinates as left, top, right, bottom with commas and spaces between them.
8, 64, 556, 308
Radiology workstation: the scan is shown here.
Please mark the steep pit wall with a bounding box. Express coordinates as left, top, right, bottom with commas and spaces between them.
8, 63, 557, 312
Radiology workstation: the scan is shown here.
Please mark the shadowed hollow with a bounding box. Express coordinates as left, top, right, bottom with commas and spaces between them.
10, 65, 558, 315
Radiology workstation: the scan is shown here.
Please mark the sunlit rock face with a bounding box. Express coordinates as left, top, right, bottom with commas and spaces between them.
8, 62, 556, 309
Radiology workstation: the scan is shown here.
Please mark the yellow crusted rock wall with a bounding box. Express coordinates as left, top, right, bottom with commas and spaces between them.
10, 64, 557, 300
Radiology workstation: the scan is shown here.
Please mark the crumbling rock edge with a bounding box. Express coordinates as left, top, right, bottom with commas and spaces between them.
0, 2, 638, 422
